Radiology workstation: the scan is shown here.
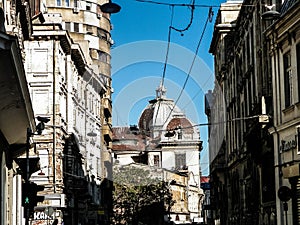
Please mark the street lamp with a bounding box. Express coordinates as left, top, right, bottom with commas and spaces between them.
261, 10, 280, 20
261, 4, 280, 20
100, 0, 121, 14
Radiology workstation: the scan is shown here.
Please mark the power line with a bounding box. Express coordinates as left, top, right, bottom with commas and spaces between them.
162, 114, 270, 132
135, 0, 256, 8
153, 5, 175, 125
135, 0, 220, 8
181, 68, 214, 111
161, 6, 174, 87
162, 7, 214, 128
170, 0, 195, 35
154, 0, 196, 125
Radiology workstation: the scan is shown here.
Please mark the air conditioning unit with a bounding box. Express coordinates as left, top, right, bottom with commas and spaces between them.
73, 7, 80, 13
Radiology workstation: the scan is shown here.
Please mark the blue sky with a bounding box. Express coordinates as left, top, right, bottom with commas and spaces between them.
110, 0, 225, 175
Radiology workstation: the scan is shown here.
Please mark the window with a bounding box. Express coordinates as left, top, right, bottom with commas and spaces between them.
175, 153, 186, 170
65, 22, 70, 31
284, 51, 292, 107
74, 23, 79, 32
98, 51, 107, 63
31, 0, 40, 18
154, 155, 160, 167
32, 49, 48, 72
32, 90, 50, 114
86, 25, 93, 34
97, 28, 107, 40
86, 2, 91, 10
177, 131, 182, 139
57, 0, 61, 6
65, 0, 69, 7
38, 150, 49, 176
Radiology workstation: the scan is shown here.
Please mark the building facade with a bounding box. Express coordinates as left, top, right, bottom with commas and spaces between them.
40, 0, 114, 184
1, 0, 117, 223
23, 20, 109, 224
207, 0, 281, 224
0, 0, 37, 224
265, 0, 300, 224
19, 0, 117, 224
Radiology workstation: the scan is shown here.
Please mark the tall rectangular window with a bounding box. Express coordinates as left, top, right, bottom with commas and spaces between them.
57, 0, 61, 6
32, 90, 50, 114
86, 25, 93, 34
86, 2, 91, 10
74, 23, 79, 32
29, 0, 40, 16
154, 155, 160, 167
284, 51, 292, 107
32, 49, 48, 72
98, 51, 107, 63
175, 153, 186, 170
65, 22, 70, 31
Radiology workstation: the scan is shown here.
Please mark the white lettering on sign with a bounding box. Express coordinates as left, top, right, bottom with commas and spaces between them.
34, 211, 54, 220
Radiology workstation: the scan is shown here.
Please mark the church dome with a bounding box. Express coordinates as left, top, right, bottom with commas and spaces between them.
138, 84, 197, 138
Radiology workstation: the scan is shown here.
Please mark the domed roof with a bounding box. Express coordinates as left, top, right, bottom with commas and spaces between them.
138, 83, 194, 137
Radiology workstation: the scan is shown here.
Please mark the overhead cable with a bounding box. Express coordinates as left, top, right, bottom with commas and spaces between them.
162, 114, 271, 132
153, 5, 175, 125
162, 7, 214, 128
135, 0, 220, 7
154, 1, 196, 125
170, 0, 195, 35
135, 0, 255, 8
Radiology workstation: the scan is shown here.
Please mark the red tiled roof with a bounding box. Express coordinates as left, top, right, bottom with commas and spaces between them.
166, 117, 194, 134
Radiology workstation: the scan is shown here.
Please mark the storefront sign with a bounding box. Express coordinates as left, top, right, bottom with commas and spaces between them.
33, 209, 59, 220
280, 136, 297, 152
34, 211, 55, 220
